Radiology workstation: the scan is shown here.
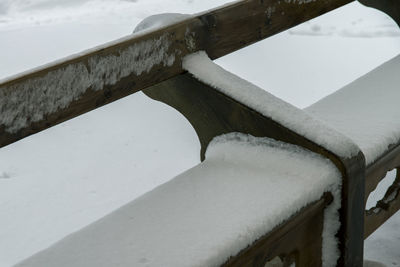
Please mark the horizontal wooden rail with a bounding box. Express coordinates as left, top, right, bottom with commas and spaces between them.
0, 0, 353, 148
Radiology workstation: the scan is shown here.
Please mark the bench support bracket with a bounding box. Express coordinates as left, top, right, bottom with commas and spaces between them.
144, 72, 366, 266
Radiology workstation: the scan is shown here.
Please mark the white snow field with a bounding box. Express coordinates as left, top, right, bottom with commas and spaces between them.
0, 0, 400, 266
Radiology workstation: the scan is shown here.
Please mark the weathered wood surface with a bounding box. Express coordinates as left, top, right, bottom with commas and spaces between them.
144, 73, 365, 266
223, 194, 332, 267
0, 0, 354, 148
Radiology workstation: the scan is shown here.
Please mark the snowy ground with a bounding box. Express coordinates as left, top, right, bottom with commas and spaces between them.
0, 0, 400, 266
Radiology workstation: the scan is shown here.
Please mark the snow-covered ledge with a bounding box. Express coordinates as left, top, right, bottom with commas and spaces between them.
183, 51, 361, 160
16, 134, 341, 267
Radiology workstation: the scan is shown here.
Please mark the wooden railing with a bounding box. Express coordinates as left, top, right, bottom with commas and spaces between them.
0, 0, 356, 148
1, 0, 399, 266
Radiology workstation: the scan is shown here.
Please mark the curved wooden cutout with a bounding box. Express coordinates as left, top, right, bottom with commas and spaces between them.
365, 144, 400, 238
365, 169, 400, 238
143, 72, 366, 266
358, 0, 400, 26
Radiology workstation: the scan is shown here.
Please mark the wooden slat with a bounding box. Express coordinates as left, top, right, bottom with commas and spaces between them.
0, 0, 353, 148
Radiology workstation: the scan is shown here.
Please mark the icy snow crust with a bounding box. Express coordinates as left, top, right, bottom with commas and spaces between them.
17, 134, 341, 267
306, 54, 400, 165
183, 52, 360, 159
0, 33, 174, 133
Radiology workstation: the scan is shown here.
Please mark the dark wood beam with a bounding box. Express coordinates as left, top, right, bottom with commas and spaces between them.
0, 0, 354, 148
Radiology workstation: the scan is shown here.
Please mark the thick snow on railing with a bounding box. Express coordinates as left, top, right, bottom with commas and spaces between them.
16, 134, 341, 267
183, 51, 360, 160
306, 54, 400, 165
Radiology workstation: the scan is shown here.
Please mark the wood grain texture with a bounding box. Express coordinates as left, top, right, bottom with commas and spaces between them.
0, 0, 354, 148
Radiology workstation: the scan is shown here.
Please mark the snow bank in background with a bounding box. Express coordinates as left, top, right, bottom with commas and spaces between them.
288, 4, 400, 38
17, 134, 341, 267
305, 54, 400, 165
183, 51, 360, 159
0, 0, 230, 32
0, 0, 93, 29
2, 0, 89, 12
133, 13, 192, 34
289, 23, 400, 38
0, 2, 10, 14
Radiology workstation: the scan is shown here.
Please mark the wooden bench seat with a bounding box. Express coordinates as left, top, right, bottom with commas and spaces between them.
16, 135, 339, 267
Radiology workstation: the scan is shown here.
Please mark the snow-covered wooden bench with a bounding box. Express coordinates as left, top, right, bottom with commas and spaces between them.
15, 134, 339, 267
1, 0, 399, 266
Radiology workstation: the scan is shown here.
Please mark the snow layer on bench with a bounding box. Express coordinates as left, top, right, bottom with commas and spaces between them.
183, 51, 360, 159
16, 134, 341, 267
305, 54, 400, 165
